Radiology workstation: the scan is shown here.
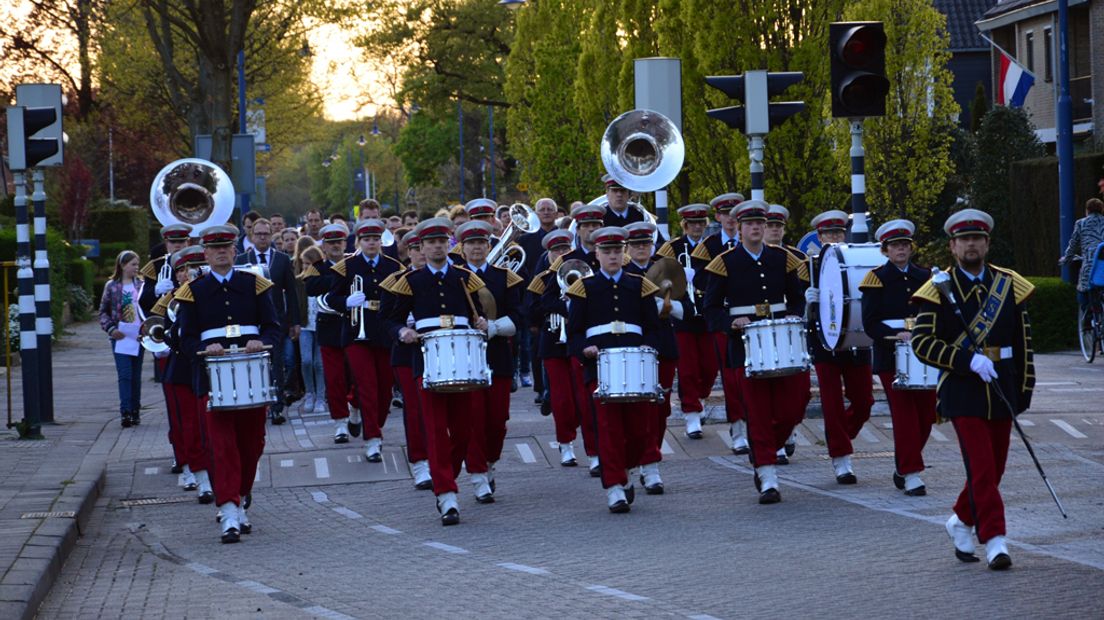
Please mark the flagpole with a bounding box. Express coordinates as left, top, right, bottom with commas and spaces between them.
979, 33, 1037, 79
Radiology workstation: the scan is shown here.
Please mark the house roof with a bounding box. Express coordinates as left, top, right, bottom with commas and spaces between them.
982, 0, 1043, 19
933, 0, 998, 49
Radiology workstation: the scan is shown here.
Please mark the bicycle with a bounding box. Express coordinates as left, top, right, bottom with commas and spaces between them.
1064, 253, 1104, 362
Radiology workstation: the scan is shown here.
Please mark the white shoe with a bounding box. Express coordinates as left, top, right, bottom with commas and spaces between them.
411, 460, 432, 489
641, 462, 664, 494
179, 465, 197, 490
606, 486, 629, 511
730, 421, 749, 454
559, 442, 577, 466
349, 407, 361, 425
757, 465, 779, 491
302, 393, 315, 412
589, 456, 601, 477
334, 421, 349, 443
218, 502, 240, 542
314, 399, 329, 414
904, 473, 925, 492
195, 470, 213, 500
364, 437, 382, 462
238, 504, 252, 534
985, 535, 1011, 569
945, 514, 977, 557
685, 413, 703, 438
471, 473, 494, 503
832, 455, 856, 483
437, 492, 460, 525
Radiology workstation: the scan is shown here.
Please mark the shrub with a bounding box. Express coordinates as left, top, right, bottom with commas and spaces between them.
68, 284, 93, 322
0, 229, 84, 334
1025, 276, 1078, 352
68, 259, 95, 294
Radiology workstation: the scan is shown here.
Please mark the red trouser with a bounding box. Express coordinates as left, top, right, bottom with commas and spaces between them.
204, 406, 266, 507
544, 357, 599, 455
814, 362, 874, 458
879, 372, 936, 475
642, 360, 677, 464
736, 368, 805, 467
713, 332, 747, 422
570, 359, 601, 457
161, 376, 184, 466
466, 376, 512, 473
320, 345, 350, 419
675, 332, 718, 413
952, 417, 1012, 543
345, 344, 392, 440
418, 380, 472, 496
167, 383, 210, 472
588, 381, 654, 489
394, 366, 428, 463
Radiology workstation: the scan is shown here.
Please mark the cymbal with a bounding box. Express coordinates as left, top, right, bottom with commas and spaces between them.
645, 257, 686, 299
476, 288, 498, 321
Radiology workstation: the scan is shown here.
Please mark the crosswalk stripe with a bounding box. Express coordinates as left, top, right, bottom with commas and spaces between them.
661, 439, 674, 455
280, 459, 294, 468
1050, 419, 1088, 439
859, 427, 880, 443
929, 428, 948, 442
144, 467, 159, 475
793, 429, 812, 446
314, 457, 330, 479
516, 443, 537, 463
1018, 419, 1035, 427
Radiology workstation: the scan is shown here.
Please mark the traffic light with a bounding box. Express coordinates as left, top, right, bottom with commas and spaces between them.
705, 70, 806, 135
11, 83, 65, 169
829, 22, 890, 118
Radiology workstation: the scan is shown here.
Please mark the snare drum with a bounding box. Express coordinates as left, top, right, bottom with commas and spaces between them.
421, 328, 490, 393
742, 318, 810, 378
817, 243, 884, 351
205, 351, 278, 411
595, 346, 660, 403
893, 341, 939, 390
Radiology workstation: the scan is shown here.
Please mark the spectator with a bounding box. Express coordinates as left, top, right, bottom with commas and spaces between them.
1062, 197, 1104, 313
270, 213, 286, 237
304, 209, 324, 239
402, 209, 419, 228
99, 250, 146, 428
387, 215, 402, 232
279, 227, 300, 253
237, 211, 262, 253
293, 236, 326, 412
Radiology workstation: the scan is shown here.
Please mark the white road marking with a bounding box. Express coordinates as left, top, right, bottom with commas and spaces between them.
1036, 381, 1079, 386
333, 507, 363, 520
497, 562, 549, 575
279, 459, 294, 468
186, 562, 217, 575
1050, 419, 1088, 439
370, 524, 401, 535
302, 606, 357, 620
254, 468, 261, 482
236, 580, 279, 594
1018, 419, 1035, 427
144, 467, 159, 475
688, 615, 724, 620
858, 427, 880, 443
549, 440, 560, 449
1051, 387, 1104, 392
515, 443, 537, 463
793, 428, 812, 446
882, 422, 893, 429
381, 455, 388, 473
391, 453, 400, 473
347, 455, 362, 463
314, 457, 330, 479
585, 585, 649, 602
311, 491, 329, 503
424, 541, 468, 554
661, 439, 674, 455
929, 428, 948, 442
298, 438, 313, 449
293, 429, 308, 436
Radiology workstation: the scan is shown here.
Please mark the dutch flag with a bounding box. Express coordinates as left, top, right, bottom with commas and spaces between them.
997, 50, 1035, 108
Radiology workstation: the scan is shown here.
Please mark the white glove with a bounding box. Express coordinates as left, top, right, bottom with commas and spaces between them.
405, 312, 416, 328
489, 316, 516, 338
153, 349, 170, 359
683, 267, 695, 284
486, 320, 497, 339
805, 287, 819, 304
345, 291, 366, 309
155, 279, 174, 296
668, 300, 684, 320
969, 353, 998, 383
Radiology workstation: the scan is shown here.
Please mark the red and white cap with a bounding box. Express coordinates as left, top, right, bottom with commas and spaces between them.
875, 219, 916, 244
456, 220, 494, 243
709, 192, 745, 214
811, 210, 849, 232
355, 218, 386, 238
589, 226, 629, 248
943, 209, 993, 238
542, 230, 574, 251
464, 198, 497, 218
677, 203, 710, 221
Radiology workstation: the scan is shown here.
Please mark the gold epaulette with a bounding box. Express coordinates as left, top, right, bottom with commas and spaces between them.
549, 255, 564, 271
379, 272, 399, 291
690, 241, 712, 262
387, 273, 413, 296
331, 258, 348, 277
255, 274, 274, 295
656, 241, 675, 259
621, 253, 631, 266
705, 253, 727, 277
639, 276, 660, 297
456, 267, 486, 293
503, 268, 525, 288
151, 291, 174, 317
383, 254, 404, 267
449, 244, 464, 256
140, 258, 160, 281
528, 272, 548, 295
784, 250, 803, 274
991, 265, 1036, 304
174, 281, 194, 303
566, 277, 588, 299
911, 278, 942, 305
859, 270, 883, 289
298, 263, 321, 280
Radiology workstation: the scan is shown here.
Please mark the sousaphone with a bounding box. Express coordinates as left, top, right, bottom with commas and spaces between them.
149, 158, 236, 237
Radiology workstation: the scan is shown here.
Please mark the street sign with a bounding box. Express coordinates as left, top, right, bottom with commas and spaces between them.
194, 134, 256, 195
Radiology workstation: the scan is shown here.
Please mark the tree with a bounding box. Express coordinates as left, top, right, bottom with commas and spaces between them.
59, 153, 93, 240
969, 81, 989, 133
395, 112, 458, 188
573, 0, 622, 177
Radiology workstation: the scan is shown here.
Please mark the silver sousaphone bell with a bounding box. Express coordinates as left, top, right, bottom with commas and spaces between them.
149, 158, 236, 237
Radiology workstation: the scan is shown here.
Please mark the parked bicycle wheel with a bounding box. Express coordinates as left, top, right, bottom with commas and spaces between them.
1078, 306, 1096, 362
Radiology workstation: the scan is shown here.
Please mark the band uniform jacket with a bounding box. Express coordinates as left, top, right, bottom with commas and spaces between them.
138, 254, 170, 317
516, 228, 552, 281
528, 269, 568, 360
859, 261, 930, 374
603, 208, 667, 244
689, 231, 740, 313
538, 246, 600, 276
381, 264, 486, 379
565, 271, 662, 383
326, 253, 404, 347
173, 270, 281, 394
380, 267, 418, 368
301, 259, 350, 349
807, 251, 872, 366
467, 263, 525, 377
702, 245, 805, 368
910, 265, 1036, 419
151, 288, 193, 386
657, 235, 708, 333
236, 248, 300, 328
624, 259, 687, 361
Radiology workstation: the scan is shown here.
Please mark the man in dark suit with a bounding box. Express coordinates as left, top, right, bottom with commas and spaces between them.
235, 217, 300, 424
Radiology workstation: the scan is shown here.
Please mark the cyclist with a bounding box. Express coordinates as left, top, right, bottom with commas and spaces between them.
1060, 197, 1104, 318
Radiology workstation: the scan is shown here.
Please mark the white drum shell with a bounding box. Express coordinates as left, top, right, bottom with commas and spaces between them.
742, 318, 810, 378
206, 352, 277, 411
596, 346, 660, 403
421, 328, 490, 393
893, 341, 939, 390
817, 243, 884, 351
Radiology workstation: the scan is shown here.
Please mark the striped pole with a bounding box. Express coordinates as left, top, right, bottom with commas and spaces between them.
31, 169, 55, 423
13, 171, 42, 438
748, 135, 765, 202
849, 120, 869, 243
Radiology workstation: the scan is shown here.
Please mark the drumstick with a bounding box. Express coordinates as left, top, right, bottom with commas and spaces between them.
198, 344, 274, 357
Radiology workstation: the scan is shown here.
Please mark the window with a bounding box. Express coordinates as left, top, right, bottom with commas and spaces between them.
1025, 31, 1035, 74
1043, 27, 1053, 82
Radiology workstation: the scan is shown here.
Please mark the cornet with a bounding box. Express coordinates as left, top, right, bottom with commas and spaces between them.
350, 275, 367, 340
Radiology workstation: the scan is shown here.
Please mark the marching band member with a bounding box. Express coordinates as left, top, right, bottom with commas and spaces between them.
175, 224, 280, 544
384, 217, 489, 526
691, 193, 749, 453
301, 223, 355, 438
328, 219, 404, 462
625, 221, 685, 494
528, 230, 598, 467
600, 174, 666, 244
379, 230, 433, 490
765, 203, 809, 463
566, 226, 662, 513
153, 246, 213, 504
910, 209, 1035, 570
805, 210, 874, 484
703, 201, 806, 504
139, 223, 192, 316
456, 221, 524, 503
656, 204, 718, 439
859, 220, 935, 496
448, 199, 498, 262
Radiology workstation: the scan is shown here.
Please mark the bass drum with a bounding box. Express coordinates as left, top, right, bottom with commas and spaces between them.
817, 242, 884, 351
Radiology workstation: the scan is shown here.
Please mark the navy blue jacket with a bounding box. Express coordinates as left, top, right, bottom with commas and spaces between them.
566, 270, 661, 383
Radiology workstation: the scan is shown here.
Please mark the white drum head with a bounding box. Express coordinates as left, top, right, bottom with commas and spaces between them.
818, 245, 846, 350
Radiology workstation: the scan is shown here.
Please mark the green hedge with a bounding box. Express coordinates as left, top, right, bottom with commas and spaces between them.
1026, 276, 1078, 352
68, 259, 95, 295
85, 205, 151, 254
0, 228, 86, 331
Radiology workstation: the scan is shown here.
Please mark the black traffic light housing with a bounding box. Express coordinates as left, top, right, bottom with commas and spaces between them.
6, 106, 62, 170
705, 71, 806, 135
829, 22, 890, 118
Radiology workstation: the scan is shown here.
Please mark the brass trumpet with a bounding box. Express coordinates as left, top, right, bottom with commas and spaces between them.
350, 275, 367, 340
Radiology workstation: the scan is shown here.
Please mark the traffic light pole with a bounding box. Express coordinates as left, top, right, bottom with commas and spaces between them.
31, 169, 55, 423
12, 171, 43, 439
848, 120, 869, 243
748, 135, 765, 201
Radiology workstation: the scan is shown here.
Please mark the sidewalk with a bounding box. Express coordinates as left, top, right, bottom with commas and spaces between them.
0, 320, 159, 620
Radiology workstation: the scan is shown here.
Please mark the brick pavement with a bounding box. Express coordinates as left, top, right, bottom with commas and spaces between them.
4, 320, 1103, 618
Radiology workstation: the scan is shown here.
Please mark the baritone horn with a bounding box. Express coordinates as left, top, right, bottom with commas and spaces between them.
139, 316, 169, 354
149, 158, 236, 236
554, 259, 592, 343
488, 203, 539, 272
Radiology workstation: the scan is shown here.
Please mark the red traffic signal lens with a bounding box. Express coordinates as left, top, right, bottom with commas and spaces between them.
839, 26, 886, 68
839, 73, 890, 115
